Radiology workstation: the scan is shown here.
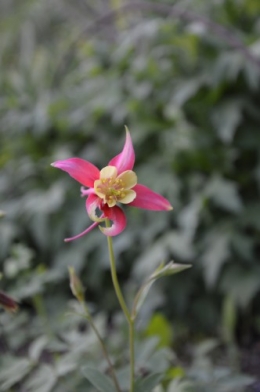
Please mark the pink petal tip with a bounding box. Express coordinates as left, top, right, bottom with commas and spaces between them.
108, 127, 135, 174
129, 184, 173, 211
51, 158, 100, 188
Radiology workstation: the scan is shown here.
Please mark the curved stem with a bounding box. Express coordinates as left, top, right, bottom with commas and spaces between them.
83, 304, 122, 392
105, 219, 135, 392
105, 220, 131, 324
129, 320, 135, 392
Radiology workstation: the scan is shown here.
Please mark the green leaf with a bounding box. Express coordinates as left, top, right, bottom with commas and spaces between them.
135, 373, 163, 392
212, 101, 242, 144
0, 358, 33, 391
168, 379, 194, 392
81, 367, 115, 392
222, 294, 237, 343
220, 264, 260, 308
205, 176, 243, 213
145, 313, 173, 347
28, 336, 48, 362
201, 228, 230, 287
24, 364, 57, 392
132, 262, 191, 317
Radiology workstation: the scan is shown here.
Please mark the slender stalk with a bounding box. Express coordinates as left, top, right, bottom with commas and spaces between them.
105, 219, 135, 392
105, 221, 131, 324
33, 294, 52, 339
83, 304, 121, 392
129, 320, 135, 392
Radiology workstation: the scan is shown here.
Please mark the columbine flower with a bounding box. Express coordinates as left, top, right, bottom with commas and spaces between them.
51, 128, 172, 240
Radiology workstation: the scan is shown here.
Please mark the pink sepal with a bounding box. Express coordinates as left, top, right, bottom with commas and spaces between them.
81, 187, 95, 197
108, 127, 135, 174
99, 205, 126, 236
64, 221, 100, 242
129, 184, 173, 211
86, 194, 105, 222
51, 158, 100, 188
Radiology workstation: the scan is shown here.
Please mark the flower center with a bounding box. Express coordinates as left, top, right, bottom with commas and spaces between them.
97, 178, 125, 204
94, 166, 137, 207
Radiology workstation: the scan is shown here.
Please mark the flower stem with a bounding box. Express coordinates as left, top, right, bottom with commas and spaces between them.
129, 319, 135, 392
83, 304, 121, 392
105, 219, 135, 392
105, 222, 131, 324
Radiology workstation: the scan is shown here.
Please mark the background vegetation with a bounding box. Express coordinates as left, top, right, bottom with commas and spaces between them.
1, 0, 260, 390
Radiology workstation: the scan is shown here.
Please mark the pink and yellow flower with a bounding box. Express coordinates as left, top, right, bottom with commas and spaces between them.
51, 128, 172, 240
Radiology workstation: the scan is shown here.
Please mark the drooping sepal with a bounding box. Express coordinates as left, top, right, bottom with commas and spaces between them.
86, 194, 106, 222
99, 206, 127, 236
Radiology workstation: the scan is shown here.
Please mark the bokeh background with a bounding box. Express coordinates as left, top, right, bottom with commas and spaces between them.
1, 0, 260, 391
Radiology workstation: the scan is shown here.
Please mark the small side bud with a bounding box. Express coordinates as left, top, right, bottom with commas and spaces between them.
0, 291, 19, 312
68, 267, 85, 303
0, 211, 6, 218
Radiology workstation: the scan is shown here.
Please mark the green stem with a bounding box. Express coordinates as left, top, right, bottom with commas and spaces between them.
32, 294, 52, 339
129, 320, 135, 392
105, 219, 135, 392
83, 304, 121, 392
105, 221, 131, 324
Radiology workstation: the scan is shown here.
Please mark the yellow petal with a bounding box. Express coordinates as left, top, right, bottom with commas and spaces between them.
119, 190, 136, 204
107, 198, 117, 207
94, 179, 105, 199
100, 166, 117, 179
117, 170, 137, 189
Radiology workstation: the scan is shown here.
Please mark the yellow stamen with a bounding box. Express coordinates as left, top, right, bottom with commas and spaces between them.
94, 166, 137, 206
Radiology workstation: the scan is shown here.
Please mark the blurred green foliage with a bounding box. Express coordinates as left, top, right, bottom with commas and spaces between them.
1, 0, 260, 390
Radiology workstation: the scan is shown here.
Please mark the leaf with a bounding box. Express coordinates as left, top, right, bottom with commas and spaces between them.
164, 231, 195, 260
212, 101, 242, 144
115, 366, 130, 391
132, 262, 191, 317
0, 358, 33, 391
201, 228, 230, 287
29, 336, 48, 362
178, 197, 202, 239
205, 175, 243, 213
24, 364, 57, 392
81, 367, 115, 392
215, 373, 255, 391
135, 373, 163, 392
222, 294, 237, 343
173, 77, 204, 107
145, 313, 173, 347
220, 264, 260, 308
135, 337, 159, 366
167, 379, 194, 392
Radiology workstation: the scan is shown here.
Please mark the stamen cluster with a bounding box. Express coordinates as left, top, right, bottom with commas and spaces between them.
94, 165, 137, 208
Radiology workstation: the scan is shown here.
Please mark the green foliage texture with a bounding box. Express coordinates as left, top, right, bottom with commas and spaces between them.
0, 0, 260, 390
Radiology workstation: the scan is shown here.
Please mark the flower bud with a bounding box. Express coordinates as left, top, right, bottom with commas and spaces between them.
68, 267, 85, 303
0, 291, 18, 312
